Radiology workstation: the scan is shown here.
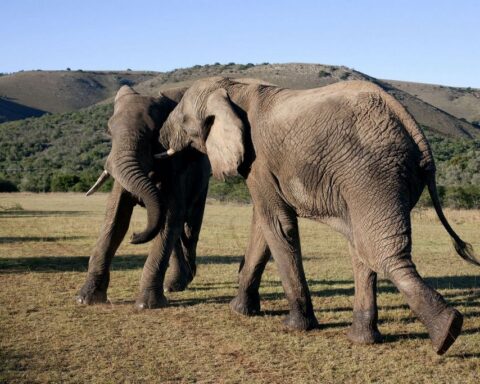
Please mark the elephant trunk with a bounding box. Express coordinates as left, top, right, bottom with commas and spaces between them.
110, 153, 162, 244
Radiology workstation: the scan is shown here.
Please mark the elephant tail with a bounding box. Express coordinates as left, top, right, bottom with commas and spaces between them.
426, 172, 480, 266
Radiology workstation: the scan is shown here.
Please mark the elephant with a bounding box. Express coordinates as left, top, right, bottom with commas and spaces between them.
77, 85, 211, 309
157, 76, 479, 354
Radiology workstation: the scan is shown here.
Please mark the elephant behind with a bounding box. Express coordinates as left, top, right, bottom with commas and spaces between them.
77, 85, 210, 309
157, 76, 479, 355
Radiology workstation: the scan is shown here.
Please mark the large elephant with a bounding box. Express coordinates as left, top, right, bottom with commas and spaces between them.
77, 85, 210, 309
157, 77, 479, 354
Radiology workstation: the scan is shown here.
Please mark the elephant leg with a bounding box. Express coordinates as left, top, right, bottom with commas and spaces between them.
165, 185, 207, 292
353, 204, 462, 355
250, 188, 317, 330
387, 263, 462, 355
346, 243, 382, 344
77, 181, 135, 305
230, 205, 271, 316
135, 226, 180, 310
164, 239, 193, 293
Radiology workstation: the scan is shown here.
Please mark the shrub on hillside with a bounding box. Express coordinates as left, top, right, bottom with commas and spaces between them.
0, 178, 18, 192
208, 177, 250, 203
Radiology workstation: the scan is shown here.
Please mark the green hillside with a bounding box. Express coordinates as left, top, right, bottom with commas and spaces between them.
0, 103, 478, 207
0, 104, 113, 192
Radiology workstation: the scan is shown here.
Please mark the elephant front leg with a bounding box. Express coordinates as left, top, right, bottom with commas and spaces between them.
135, 229, 178, 310
77, 182, 135, 305
230, 206, 271, 316
164, 240, 194, 292
251, 189, 317, 331
346, 244, 382, 344
165, 185, 208, 292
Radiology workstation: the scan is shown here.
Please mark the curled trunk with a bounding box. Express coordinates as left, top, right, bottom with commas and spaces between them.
110, 153, 162, 244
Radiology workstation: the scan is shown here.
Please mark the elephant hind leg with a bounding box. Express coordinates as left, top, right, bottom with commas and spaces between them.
346, 243, 382, 344
352, 206, 462, 355
388, 263, 463, 354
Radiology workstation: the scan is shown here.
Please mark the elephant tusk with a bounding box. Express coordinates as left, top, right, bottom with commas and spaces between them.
85, 170, 110, 196
154, 148, 176, 159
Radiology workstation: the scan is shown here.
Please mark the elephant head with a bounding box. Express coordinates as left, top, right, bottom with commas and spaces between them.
159, 77, 275, 180
87, 85, 186, 244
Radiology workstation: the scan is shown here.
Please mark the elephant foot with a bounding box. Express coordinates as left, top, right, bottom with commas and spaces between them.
229, 292, 261, 316
164, 273, 194, 293
347, 324, 383, 344
76, 274, 109, 305
76, 290, 107, 305
347, 310, 383, 344
347, 326, 383, 344
426, 307, 463, 355
283, 311, 318, 331
134, 290, 168, 310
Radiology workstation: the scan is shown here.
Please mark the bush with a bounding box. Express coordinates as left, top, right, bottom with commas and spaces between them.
416, 185, 480, 209
51, 174, 80, 191
0, 178, 18, 192
208, 176, 250, 203
238, 63, 254, 70
416, 185, 445, 207
444, 185, 480, 209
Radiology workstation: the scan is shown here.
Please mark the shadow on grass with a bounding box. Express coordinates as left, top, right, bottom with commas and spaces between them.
0, 255, 147, 273
197, 255, 244, 264
0, 254, 250, 273
0, 236, 88, 244
0, 210, 88, 217
383, 326, 480, 344
450, 352, 480, 359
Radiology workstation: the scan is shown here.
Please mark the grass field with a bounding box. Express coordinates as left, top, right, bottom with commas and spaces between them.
1, 193, 479, 383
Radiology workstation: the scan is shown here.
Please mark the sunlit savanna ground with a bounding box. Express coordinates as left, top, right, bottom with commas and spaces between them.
0, 193, 479, 383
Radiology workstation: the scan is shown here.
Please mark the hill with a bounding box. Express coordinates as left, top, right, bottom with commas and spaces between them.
0, 70, 157, 122
1, 64, 479, 139
133, 63, 479, 139
385, 79, 480, 124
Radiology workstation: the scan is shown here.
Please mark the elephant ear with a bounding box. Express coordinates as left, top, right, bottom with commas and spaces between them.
205, 88, 245, 180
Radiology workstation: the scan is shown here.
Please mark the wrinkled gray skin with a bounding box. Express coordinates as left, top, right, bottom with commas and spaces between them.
77, 85, 210, 309
159, 77, 479, 354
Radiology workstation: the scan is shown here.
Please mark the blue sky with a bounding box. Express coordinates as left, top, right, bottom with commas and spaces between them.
2, 0, 479, 87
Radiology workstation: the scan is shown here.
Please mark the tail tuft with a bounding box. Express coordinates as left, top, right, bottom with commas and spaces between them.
452, 238, 480, 267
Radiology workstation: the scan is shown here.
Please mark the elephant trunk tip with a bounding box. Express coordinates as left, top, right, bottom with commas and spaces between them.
130, 230, 157, 245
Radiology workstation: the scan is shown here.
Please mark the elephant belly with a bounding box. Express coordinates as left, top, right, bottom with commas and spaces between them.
284, 175, 345, 221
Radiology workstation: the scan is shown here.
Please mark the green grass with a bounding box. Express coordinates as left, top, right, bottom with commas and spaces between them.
0, 193, 479, 383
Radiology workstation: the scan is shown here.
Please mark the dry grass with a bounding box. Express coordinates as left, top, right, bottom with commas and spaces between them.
1, 193, 479, 383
